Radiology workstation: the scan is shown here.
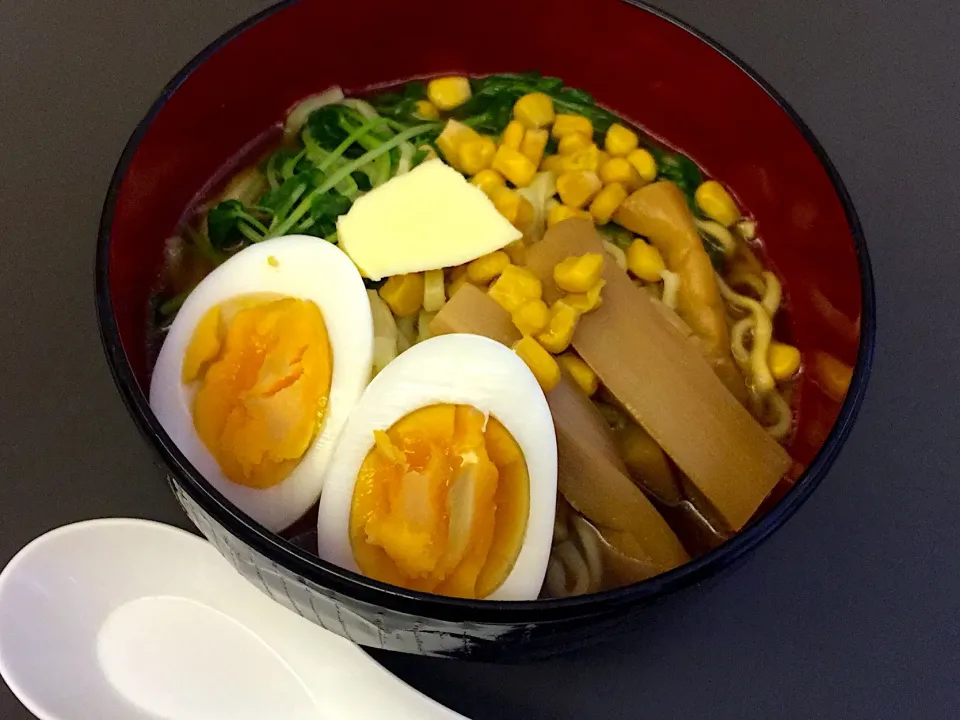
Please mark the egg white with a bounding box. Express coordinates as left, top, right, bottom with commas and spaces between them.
150, 235, 374, 532
316, 333, 558, 601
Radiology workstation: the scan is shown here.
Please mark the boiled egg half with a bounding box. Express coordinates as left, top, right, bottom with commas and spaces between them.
316, 334, 557, 601
150, 236, 373, 531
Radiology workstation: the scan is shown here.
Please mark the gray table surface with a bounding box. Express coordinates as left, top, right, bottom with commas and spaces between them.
2, 0, 958, 717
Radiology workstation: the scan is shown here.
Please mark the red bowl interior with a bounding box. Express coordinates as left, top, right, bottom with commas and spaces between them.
99, 0, 872, 608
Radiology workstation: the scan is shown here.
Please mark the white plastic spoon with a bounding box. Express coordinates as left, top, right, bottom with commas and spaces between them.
0, 519, 467, 720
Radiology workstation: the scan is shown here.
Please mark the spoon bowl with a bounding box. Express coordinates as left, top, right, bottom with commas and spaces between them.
0, 519, 465, 719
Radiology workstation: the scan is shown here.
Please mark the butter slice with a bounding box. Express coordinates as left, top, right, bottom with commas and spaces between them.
337, 159, 522, 281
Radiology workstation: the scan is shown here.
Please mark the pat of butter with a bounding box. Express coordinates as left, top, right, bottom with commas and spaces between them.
337, 159, 522, 281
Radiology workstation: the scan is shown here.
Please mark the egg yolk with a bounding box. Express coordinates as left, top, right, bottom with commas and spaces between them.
349, 404, 530, 599
182, 297, 333, 489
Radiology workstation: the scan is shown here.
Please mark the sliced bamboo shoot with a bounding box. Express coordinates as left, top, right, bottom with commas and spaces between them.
612, 423, 684, 506
594, 391, 732, 554
525, 220, 792, 530
430, 285, 689, 574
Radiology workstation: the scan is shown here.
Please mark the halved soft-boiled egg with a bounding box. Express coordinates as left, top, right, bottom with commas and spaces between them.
316, 334, 557, 601
150, 236, 373, 531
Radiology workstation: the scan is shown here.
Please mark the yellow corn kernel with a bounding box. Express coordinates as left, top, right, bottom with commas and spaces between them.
604, 123, 639, 157
537, 298, 580, 354
414, 100, 440, 120
488, 265, 543, 313
768, 342, 802, 381
552, 114, 593, 139
501, 120, 526, 151
436, 119, 480, 170
492, 145, 538, 188
599, 156, 640, 189
490, 187, 535, 234
564, 279, 605, 314
379, 273, 424, 317
504, 239, 527, 265
626, 239, 666, 283
554, 253, 605, 293
458, 135, 497, 175
514, 92, 556, 129
427, 76, 472, 111
466, 250, 511, 284
556, 170, 602, 209
547, 203, 593, 228
626, 148, 658, 183
520, 128, 549, 166
512, 336, 561, 393
542, 146, 604, 175
470, 168, 506, 196
589, 182, 629, 225
540, 154, 566, 174
695, 180, 741, 227
558, 132, 592, 155
511, 299, 550, 336
558, 353, 598, 396
564, 144, 602, 172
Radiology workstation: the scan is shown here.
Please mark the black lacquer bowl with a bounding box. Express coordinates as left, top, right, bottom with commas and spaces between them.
96, 0, 874, 659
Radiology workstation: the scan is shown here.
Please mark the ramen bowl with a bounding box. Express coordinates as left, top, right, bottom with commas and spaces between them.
96, 0, 874, 660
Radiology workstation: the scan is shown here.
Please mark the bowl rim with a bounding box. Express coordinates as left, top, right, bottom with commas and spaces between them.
95, 0, 876, 624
